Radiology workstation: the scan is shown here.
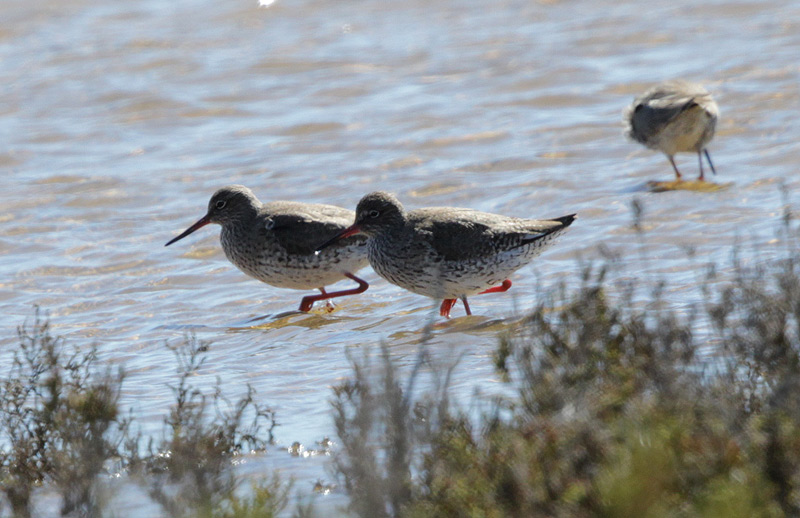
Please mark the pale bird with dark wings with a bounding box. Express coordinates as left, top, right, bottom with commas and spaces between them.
166, 185, 369, 312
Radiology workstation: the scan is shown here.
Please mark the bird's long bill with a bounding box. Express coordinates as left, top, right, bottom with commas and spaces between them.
315, 224, 362, 253
165, 215, 211, 246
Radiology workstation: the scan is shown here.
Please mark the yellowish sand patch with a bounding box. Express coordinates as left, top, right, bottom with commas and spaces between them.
409, 182, 465, 197
183, 247, 219, 259
647, 180, 733, 193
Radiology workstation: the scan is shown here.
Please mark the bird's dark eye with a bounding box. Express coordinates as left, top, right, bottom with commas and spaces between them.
368, 210, 380, 218
215, 200, 227, 210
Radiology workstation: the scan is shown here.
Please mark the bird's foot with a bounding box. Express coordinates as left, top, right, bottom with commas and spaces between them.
297, 275, 369, 313
479, 279, 512, 295
298, 297, 315, 312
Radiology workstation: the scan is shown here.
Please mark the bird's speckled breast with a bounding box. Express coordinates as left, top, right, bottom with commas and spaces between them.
220, 226, 368, 290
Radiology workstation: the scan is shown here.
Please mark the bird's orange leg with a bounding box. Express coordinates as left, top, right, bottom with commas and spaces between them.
668, 156, 683, 181
439, 298, 458, 318
460, 296, 472, 316
696, 149, 711, 182
299, 273, 369, 312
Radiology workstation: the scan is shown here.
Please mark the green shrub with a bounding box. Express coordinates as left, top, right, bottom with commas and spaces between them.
0, 308, 127, 518
0, 317, 287, 518
136, 336, 286, 518
332, 249, 800, 518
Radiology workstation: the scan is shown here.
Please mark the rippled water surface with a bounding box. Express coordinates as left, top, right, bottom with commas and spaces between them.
2, 0, 800, 513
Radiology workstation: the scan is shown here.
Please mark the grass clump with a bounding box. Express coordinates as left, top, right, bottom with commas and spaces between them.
331, 345, 418, 518
331, 250, 800, 517
0, 314, 288, 518
0, 308, 128, 518
138, 336, 287, 518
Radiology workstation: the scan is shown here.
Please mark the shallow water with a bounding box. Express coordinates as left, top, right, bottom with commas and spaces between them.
2, 0, 800, 513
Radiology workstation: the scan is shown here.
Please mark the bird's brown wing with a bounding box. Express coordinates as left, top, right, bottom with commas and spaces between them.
412, 209, 573, 262
632, 100, 699, 141
262, 202, 364, 256
629, 83, 708, 139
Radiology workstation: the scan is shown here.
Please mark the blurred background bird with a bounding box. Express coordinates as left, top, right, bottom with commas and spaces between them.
625, 80, 719, 182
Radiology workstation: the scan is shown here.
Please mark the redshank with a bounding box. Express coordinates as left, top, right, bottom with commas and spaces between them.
317, 191, 575, 318
165, 185, 369, 312
625, 80, 719, 181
